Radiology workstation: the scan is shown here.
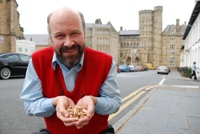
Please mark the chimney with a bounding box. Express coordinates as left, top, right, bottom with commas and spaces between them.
176, 19, 180, 26
176, 19, 180, 33
120, 26, 123, 31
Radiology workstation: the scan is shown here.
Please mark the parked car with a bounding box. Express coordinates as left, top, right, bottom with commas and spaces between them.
0, 52, 31, 79
138, 66, 144, 71
134, 65, 140, 72
128, 65, 135, 72
146, 63, 156, 70
157, 66, 170, 75
119, 64, 131, 72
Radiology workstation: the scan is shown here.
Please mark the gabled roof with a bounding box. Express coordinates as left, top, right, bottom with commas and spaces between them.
183, 0, 200, 39
86, 23, 110, 28
162, 25, 170, 33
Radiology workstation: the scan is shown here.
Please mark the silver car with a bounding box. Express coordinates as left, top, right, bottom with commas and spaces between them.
157, 66, 170, 74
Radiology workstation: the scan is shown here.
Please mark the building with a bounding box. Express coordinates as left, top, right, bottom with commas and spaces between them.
182, 0, 200, 78
119, 6, 186, 68
0, 0, 24, 53
162, 19, 186, 68
85, 19, 119, 65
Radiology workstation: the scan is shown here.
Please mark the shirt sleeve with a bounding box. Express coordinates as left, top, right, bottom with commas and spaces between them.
94, 60, 122, 115
20, 59, 56, 117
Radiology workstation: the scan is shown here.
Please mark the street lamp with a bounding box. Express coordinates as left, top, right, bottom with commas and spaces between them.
185, 49, 189, 67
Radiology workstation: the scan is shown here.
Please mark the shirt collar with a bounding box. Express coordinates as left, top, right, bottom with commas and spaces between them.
52, 52, 84, 71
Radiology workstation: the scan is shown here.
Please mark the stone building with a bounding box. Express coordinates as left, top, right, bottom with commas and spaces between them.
162, 19, 186, 67
119, 6, 186, 68
85, 19, 119, 65
0, 0, 24, 53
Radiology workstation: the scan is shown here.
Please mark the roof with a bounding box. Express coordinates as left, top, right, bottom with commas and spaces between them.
86, 23, 110, 28
119, 30, 140, 35
24, 34, 50, 45
162, 25, 170, 33
183, 0, 200, 39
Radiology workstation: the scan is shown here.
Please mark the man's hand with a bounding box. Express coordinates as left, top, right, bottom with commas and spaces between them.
52, 96, 76, 126
75, 96, 96, 129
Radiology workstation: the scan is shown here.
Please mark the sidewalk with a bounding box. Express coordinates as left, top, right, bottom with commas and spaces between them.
114, 72, 200, 134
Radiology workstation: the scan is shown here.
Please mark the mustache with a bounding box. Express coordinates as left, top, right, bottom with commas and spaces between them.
60, 44, 80, 53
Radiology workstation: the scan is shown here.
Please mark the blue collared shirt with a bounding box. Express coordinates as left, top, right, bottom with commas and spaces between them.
20, 52, 121, 117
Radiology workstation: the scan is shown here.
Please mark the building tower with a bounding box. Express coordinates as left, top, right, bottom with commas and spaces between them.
139, 6, 163, 66
139, 9, 154, 65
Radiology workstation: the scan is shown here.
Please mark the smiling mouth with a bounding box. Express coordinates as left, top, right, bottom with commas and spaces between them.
60, 45, 80, 53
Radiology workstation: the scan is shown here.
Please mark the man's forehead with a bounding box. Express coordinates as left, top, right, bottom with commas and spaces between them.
50, 8, 80, 23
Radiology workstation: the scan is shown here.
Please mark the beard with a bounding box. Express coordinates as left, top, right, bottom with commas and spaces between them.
56, 44, 84, 69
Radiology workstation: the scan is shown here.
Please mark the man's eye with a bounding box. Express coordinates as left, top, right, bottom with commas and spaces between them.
72, 33, 79, 36
56, 35, 64, 38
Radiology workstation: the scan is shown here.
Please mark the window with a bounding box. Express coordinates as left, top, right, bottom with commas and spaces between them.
6, 54, 20, 61
170, 44, 175, 54
170, 57, 175, 64
170, 37, 176, 42
19, 54, 31, 62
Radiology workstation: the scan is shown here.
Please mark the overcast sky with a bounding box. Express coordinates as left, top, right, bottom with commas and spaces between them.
16, 0, 196, 34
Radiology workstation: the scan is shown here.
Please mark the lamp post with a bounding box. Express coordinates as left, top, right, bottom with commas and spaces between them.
185, 49, 189, 67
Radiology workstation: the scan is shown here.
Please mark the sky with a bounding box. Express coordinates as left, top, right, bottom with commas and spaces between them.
16, 0, 196, 34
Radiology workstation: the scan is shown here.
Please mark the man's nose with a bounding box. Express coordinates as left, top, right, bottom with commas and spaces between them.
64, 37, 74, 47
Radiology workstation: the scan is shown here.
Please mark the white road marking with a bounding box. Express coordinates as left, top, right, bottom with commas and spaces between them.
170, 85, 199, 88
159, 78, 166, 85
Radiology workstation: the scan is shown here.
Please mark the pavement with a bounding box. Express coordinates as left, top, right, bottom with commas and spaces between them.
113, 71, 200, 134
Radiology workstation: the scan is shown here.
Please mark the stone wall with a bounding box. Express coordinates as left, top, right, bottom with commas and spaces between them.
0, 0, 24, 53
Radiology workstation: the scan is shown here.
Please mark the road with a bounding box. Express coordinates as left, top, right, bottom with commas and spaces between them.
0, 77, 45, 134
0, 70, 198, 134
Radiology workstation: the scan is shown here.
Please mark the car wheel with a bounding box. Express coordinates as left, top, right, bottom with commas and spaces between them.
0, 67, 11, 80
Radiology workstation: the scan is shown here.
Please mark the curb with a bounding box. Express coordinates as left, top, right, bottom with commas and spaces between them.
113, 88, 156, 133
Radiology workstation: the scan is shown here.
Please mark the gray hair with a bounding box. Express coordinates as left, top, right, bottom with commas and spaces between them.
47, 11, 85, 36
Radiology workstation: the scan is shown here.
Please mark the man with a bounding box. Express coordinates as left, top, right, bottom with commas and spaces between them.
190, 61, 197, 80
20, 7, 121, 134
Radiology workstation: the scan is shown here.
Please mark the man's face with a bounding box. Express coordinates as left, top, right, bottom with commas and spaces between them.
49, 10, 85, 68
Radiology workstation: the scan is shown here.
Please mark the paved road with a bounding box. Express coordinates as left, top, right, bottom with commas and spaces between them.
0, 78, 45, 134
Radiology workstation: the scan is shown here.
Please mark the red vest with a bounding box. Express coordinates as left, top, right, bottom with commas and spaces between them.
32, 46, 112, 134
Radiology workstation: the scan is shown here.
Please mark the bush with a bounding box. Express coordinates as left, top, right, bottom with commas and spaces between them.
187, 67, 192, 77
178, 67, 192, 77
